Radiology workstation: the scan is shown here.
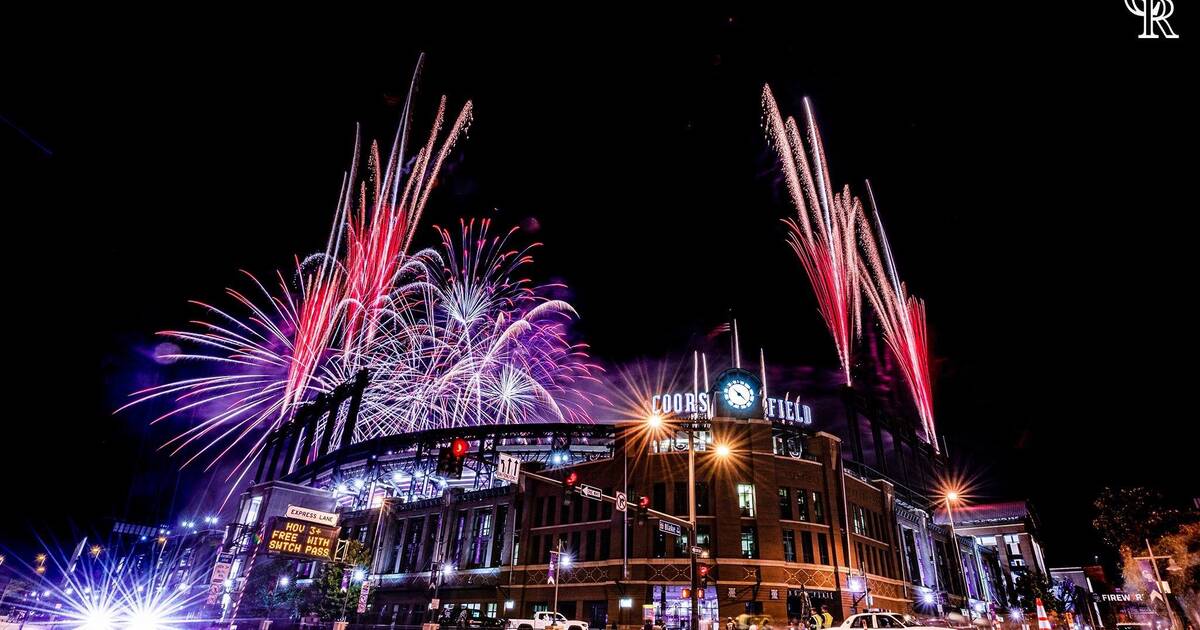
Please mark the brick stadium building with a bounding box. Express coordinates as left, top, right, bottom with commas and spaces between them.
220, 366, 1009, 629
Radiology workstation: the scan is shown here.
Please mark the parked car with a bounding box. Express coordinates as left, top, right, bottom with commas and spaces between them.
840, 613, 947, 630
505, 611, 590, 630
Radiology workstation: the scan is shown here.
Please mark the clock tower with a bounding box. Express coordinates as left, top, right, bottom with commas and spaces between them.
711, 368, 763, 419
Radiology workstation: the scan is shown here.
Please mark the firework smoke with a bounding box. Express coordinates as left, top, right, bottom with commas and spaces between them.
763, 85, 862, 385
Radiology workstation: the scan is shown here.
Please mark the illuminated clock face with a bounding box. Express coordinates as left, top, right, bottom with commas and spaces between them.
723, 379, 755, 410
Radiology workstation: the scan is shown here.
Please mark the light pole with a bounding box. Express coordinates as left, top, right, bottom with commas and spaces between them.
942, 490, 973, 623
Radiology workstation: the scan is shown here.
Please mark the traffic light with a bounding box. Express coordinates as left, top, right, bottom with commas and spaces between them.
436, 438, 471, 478
698, 564, 711, 587
562, 470, 579, 506
636, 495, 650, 526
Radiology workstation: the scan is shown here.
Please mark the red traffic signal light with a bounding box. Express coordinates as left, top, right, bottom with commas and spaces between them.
698, 564, 710, 577
564, 471, 579, 487
451, 438, 470, 458
638, 495, 650, 509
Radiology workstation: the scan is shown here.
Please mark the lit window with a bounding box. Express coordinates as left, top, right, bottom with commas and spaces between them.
978, 536, 996, 546
740, 526, 759, 559
737, 483, 756, 517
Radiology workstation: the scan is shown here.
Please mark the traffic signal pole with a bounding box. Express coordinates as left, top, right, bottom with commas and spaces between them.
688, 430, 700, 630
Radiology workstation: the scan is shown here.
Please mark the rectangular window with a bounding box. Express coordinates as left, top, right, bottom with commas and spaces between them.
783, 530, 797, 562
812, 491, 826, 523
529, 534, 541, 565
491, 506, 508, 568
779, 488, 793, 520
696, 524, 712, 548
468, 509, 493, 567
740, 526, 759, 559
674, 482, 688, 516
978, 536, 997, 546
674, 533, 688, 557
533, 499, 544, 529
653, 531, 666, 558
545, 496, 556, 526
602, 489, 613, 520
653, 483, 667, 512
737, 483, 756, 517
696, 482, 711, 516
903, 528, 922, 585
585, 530, 596, 562
1005, 534, 1021, 556
817, 533, 830, 565
587, 497, 599, 522
802, 531, 815, 564
570, 531, 581, 559
796, 489, 809, 521
599, 529, 611, 559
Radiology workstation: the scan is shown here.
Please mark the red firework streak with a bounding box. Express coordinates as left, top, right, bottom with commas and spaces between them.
283, 257, 343, 412
340, 95, 474, 360
858, 181, 937, 451
763, 85, 861, 385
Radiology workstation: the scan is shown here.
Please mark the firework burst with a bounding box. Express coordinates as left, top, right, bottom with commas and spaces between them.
119, 67, 596, 493
763, 85, 862, 385
857, 181, 937, 450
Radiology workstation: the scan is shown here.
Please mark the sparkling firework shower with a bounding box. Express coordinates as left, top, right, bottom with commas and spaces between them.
118, 72, 598, 490
762, 85, 862, 385
858, 181, 937, 451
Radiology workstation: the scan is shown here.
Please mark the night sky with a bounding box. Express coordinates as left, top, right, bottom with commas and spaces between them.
3, 8, 1193, 567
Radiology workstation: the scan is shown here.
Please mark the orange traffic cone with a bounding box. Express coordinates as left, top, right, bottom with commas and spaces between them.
1035, 598, 1052, 630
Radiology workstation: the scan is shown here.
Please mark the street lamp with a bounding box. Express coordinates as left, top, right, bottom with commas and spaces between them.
645, 413, 716, 630
940, 488, 977, 623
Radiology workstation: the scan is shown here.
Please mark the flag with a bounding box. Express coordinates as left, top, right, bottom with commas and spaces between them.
548, 551, 560, 584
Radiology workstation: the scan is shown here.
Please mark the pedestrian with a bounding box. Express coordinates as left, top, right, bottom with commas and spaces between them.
458, 607, 471, 630
808, 609, 823, 630
644, 619, 653, 630
726, 617, 736, 630
820, 608, 833, 630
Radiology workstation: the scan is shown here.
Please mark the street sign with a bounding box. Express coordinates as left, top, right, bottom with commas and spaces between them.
658, 520, 683, 536
429, 598, 440, 610
205, 552, 234, 605
580, 484, 602, 500
615, 491, 627, 512
496, 453, 521, 483
285, 504, 339, 527
690, 545, 705, 556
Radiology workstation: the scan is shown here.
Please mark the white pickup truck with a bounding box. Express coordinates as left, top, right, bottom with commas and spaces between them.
505, 611, 589, 630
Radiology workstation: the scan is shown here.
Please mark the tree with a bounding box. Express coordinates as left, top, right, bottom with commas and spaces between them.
1092, 487, 1180, 550
1011, 569, 1065, 615
301, 540, 372, 621
1127, 521, 1200, 629
236, 556, 300, 619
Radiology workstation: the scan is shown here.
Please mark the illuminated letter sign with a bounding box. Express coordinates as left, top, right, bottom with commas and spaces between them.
263, 517, 341, 561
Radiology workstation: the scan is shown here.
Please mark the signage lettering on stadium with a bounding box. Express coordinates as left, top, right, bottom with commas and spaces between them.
650, 392, 812, 424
